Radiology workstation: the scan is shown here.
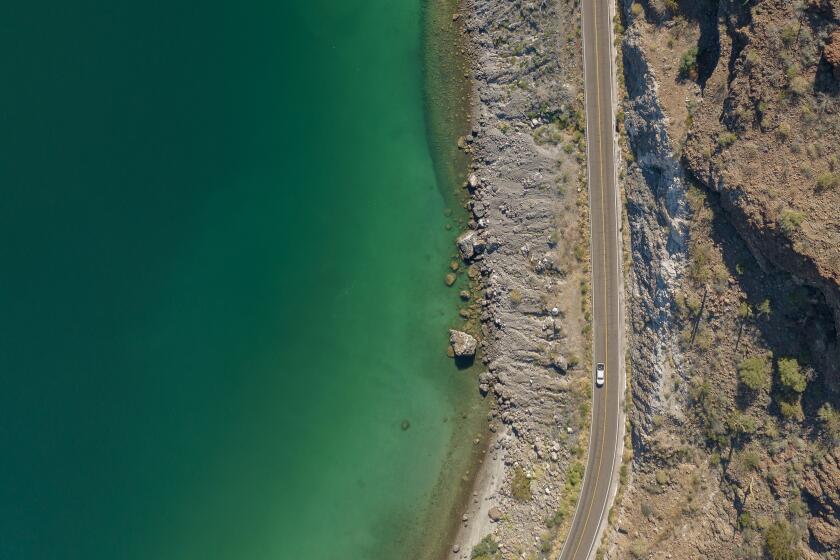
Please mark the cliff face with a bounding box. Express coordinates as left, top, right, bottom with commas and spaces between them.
682, 0, 840, 387
620, 9, 691, 449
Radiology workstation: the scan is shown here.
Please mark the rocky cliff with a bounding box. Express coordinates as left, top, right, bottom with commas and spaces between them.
681, 0, 840, 388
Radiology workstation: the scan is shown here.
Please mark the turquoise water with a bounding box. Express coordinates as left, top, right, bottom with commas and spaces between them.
0, 2, 481, 559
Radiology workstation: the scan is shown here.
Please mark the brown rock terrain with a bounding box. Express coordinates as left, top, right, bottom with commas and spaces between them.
601, 1, 840, 559
680, 0, 840, 388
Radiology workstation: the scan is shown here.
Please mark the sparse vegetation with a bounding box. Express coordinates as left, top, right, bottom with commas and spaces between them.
511, 466, 532, 502
471, 535, 500, 559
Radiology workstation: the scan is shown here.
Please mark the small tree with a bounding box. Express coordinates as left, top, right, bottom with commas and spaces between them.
756, 299, 772, 318
737, 302, 753, 320
765, 520, 800, 560
738, 356, 771, 392
778, 358, 806, 393
679, 47, 699, 80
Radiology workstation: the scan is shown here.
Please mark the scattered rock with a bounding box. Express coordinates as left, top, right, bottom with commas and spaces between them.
445, 273, 457, 286
400, 419, 411, 431
460, 290, 471, 301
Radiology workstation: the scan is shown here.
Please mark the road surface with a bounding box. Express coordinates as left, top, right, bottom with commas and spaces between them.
558, 1, 625, 559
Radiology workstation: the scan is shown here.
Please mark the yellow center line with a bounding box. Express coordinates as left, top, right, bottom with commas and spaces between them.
570, 0, 610, 557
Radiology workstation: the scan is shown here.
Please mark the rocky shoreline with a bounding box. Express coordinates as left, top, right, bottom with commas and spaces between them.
444, 1, 597, 558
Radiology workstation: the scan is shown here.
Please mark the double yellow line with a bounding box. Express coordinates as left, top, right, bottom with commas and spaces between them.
568, 0, 611, 557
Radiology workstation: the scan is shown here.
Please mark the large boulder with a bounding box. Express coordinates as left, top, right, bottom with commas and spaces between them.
456, 230, 484, 261
449, 329, 477, 357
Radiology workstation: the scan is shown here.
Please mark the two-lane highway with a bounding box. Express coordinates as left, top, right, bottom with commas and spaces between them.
558, 1, 625, 559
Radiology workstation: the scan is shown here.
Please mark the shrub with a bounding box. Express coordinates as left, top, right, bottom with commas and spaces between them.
738, 355, 771, 392
631, 2, 644, 17
779, 210, 805, 236
630, 539, 649, 559
816, 172, 839, 191
679, 47, 699, 79
509, 289, 523, 305
778, 398, 804, 421
471, 535, 500, 559
727, 411, 758, 439
757, 299, 772, 318
789, 76, 810, 96
776, 121, 791, 140
764, 520, 800, 560
778, 358, 806, 393
511, 466, 532, 502
781, 25, 797, 47
817, 403, 840, 445
718, 132, 738, 147
641, 501, 654, 519
739, 450, 762, 472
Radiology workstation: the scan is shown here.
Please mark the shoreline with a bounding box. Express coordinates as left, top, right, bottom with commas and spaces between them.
436, 1, 597, 559
416, 1, 494, 559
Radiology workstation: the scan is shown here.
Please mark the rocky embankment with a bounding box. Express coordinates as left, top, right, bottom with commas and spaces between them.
447, 0, 595, 558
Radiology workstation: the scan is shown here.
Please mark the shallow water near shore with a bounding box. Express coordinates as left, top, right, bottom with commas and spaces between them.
0, 1, 482, 559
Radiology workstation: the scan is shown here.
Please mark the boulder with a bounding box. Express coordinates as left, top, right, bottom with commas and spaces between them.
551, 354, 568, 373
457, 230, 479, 260
449, 329, 477, 357
467, 173, 480, 189
488, 506, 502, 522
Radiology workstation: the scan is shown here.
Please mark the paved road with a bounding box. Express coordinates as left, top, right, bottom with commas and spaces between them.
558, 1, 625, 559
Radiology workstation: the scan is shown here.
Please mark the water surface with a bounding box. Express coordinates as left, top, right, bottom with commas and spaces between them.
0, 2, 482, 558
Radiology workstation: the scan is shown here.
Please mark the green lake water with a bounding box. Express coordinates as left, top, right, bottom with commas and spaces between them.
0, 2, 482, 559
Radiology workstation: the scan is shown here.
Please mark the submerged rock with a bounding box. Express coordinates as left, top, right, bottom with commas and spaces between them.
449, 329, 477, 357
445, 273, 457, 286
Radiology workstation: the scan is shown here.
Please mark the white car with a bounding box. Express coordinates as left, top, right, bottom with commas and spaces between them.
595, 363, 605, 387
